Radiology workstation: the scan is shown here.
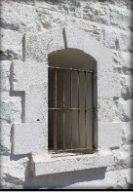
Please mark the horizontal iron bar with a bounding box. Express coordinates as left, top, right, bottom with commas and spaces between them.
49, 108, 94, 110
49, 147, 95, 154
48, 66, 94, 73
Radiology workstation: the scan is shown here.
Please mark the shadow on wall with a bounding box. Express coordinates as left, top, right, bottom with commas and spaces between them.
24, 164, 106, 189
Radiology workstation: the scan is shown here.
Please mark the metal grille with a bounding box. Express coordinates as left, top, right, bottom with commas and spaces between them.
48, 66, 94, 153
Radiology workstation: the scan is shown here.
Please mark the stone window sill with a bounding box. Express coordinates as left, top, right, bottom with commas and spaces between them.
31, 150, 114, 176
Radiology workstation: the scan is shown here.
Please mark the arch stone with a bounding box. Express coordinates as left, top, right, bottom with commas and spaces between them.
11, 28, 121, 156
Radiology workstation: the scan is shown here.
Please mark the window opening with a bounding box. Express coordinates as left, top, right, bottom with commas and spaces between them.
48, 65, 94, 154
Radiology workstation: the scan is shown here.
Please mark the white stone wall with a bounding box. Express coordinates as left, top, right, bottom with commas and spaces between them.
0, 0, 133, 189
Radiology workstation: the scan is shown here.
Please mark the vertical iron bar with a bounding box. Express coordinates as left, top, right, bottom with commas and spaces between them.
78, 70, 80, 148
85, 71, 87, 148
53, 70, 57, 150
91, 72, 94, 149
62, 70, 65, 150
70, 69, 72, 149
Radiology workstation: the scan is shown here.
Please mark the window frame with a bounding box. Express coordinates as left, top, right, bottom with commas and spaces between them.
11, 28, 122, 176
48, 64, 95, 154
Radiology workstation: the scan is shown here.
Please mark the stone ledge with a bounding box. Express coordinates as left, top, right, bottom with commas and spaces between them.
31, 150, 114, 176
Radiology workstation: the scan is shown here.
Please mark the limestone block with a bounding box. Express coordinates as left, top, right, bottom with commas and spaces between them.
100, 26, 131, 51
83, 2, 110, 25
77, 20, 102, 38
35, 0, 82, 18
110, 5, 131, 30
120, 75, 132, 100
31, 150, 114, 176
97, 98, 117, 122
12, 59, 48, 123
25, 29, 65, 62
121, 122, 133, 144
0, 29, 22, 59
1, 1, 42, 32
12, 122, 47, 155
111, 0, 132, 8
120, 169, 133, 185
0, 60, 12, 92
64, 28, 86, 50
35, 8, 70, 29
118, 31, 132, 52
119, 52, 133, 69
112, 51, 133, 75
0, 124, 11, 155
0, 92, 22, 124
1, 155, 29, 187
117, 99, 132, 122
98, 72, 121, 98
98, 83, 121, 98
98, 122, 122, 148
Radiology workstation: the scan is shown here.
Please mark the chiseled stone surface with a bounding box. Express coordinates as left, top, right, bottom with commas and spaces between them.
31, 150, 114, 176
12, 123, 47, 155
12, 59, 48, 123
0, 0, 133, 189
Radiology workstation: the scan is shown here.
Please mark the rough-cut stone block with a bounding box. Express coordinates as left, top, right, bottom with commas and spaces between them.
120, 169, 133, 185
35, 8, 70, 29
31, 150, 114, 176
1, 155, 29, 187
100, 26, 131, 51
0, 60, 12, 92
120, 75, 132, 100
98, 122, 122, 148
110, 5, 131, 30
35, 0, 82, 18
83, 3, 110, 25
117, 99, 132, 122
0, 92, 22, 124
0, 29, 23, 60
121, 122, 132, 143
12, 123, 47, 155
1, 1, 42, 32
0, 124, 11, 155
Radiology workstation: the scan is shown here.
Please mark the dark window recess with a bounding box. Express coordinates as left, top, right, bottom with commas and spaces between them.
48, 66, 94, 153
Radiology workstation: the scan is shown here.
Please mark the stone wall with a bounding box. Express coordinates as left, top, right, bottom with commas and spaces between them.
0, 0, 133, 189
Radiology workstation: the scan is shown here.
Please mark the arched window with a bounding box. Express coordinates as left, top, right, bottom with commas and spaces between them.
48, 49, 96, 153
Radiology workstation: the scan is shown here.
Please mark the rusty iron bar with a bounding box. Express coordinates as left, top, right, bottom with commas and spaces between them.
78, 70, 80, 148
48, 108, 94, 110
49, 66, 94, 73
50, 147, 94, 154
85, 71, 87, 148
62, 70, 66, 150
91, 72, 95, 149
53, 70, 57, 150
70, 70, 73, 149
